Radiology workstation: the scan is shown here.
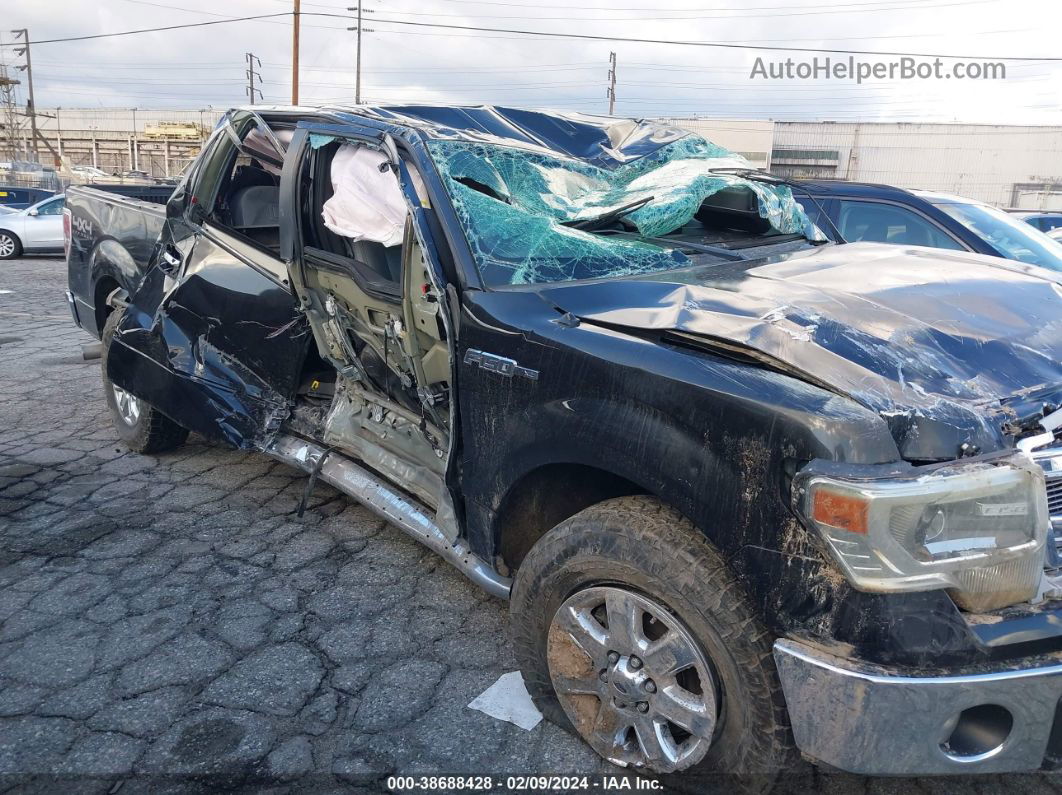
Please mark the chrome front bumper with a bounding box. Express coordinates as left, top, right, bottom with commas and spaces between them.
774, 638, 1062, 775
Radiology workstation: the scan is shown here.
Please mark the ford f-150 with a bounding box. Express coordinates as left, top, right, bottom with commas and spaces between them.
65, 105, 1062, 783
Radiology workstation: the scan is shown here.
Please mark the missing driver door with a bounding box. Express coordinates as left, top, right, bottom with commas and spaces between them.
281, 127, 455, 523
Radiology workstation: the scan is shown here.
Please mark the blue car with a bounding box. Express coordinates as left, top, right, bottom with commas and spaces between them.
792, 180, 1062, 273
1009, 210, 1062, 234
0, 186, 57, 211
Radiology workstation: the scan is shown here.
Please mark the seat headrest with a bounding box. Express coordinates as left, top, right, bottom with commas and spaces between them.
230, 185, 279, 229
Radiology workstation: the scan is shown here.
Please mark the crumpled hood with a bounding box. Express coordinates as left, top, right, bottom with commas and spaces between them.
540, 243, 1062, 452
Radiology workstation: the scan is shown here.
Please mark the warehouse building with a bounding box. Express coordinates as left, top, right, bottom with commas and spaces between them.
669, 119, 1062, 210
0, 107, 224, 179
770, 122, 1062, 209
4, 108, 1062, 209
656, 118, 775, 170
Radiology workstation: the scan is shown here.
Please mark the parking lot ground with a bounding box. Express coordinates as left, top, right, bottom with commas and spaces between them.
1, 255, 1061, 793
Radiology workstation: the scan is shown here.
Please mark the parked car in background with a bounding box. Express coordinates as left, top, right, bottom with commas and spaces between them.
0, 161, 63, 193
0, 193, 65, 259
0, 186, 56, 211
70, 165, 112, 180
1008, 210, 1062, 234
793, 180, 1062, 272
1049, 227, 1062, 243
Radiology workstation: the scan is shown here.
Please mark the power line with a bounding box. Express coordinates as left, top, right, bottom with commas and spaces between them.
33, 56, 1050, 72
365, 0, 968, 10
5, 9, 1059, 61
0, 14, 292, 46
304, 13, 1062, 60
365, 0, 1001, 21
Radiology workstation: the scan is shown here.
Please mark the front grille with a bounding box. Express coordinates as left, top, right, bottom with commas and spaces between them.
1049, 474, 1062, 563
1049, 476, 1062, 519
1032, 446, 1062, 567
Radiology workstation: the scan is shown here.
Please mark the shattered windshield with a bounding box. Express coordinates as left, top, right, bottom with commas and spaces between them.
428, 135, 822, 287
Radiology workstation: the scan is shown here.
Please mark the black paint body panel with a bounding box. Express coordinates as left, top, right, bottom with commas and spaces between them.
107, 229, 308, 448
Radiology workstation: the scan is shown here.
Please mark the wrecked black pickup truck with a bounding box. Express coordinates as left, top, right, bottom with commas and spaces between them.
66, 105, 1062, 780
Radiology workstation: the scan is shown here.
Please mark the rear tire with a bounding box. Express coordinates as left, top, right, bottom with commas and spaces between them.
101, 309, 189, 453
0, 231, 22, 260
510, 496, 793, 787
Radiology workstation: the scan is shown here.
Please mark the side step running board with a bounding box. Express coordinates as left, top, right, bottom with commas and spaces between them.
267, 434, 512, 599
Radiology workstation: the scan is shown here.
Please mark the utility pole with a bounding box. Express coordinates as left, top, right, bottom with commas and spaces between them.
291, 0, 300, 105
347, 5, 374, 105
245, 52, 263, 105
131, 107, 138, 171
607, 51, 617, 115
10, 29, 37, 160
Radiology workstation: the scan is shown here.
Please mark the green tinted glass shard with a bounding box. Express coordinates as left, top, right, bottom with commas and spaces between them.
428, 134, 820, 286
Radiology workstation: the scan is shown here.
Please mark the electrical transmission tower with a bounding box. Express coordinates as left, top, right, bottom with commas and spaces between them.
0, 59, 19, 161
607, 52, 617, 115
9, 28, 40, 161
246, 53, 263, 104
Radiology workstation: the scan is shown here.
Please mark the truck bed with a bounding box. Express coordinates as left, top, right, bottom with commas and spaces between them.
65, 184, 169, 338
76, 183, 176, 204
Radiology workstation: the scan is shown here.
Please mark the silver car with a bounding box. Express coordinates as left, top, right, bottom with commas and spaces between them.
0, 193, 65, 259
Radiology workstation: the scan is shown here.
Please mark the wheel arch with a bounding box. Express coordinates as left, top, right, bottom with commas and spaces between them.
88, 238, 139, 335
493, 462, 649, 572
92, 274, 123, 336
478, 394, 738, 575
0, 228, 21, 253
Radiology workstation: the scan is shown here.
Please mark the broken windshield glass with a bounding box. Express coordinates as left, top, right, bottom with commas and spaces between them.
428, 134, 822, 287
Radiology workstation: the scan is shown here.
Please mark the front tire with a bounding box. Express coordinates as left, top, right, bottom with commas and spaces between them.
510, 496, 793, 783
101, 309, 189, 453
0, 231, 22, 259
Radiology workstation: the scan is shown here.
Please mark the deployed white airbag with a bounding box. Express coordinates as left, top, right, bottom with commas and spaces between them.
322, 144, 407, 247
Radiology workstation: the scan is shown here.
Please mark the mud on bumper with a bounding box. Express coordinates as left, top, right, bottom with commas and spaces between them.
774, 638, 1062, 775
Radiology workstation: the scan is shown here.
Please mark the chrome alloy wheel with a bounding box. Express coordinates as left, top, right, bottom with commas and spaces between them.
547, 586, 718, 773
111, 384, 142, 426
0, 234, 15, 258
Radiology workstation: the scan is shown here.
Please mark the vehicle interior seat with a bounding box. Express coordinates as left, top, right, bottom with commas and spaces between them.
899, 221, 930, 246
303, 142, 404, 288
860, 217, 892, 242
351, 241, 402, 283
232, 164, 276, 191
842, 206, 890, 243
229, 184, 280, 250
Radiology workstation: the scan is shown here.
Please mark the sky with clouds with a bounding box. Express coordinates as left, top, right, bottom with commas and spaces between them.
2, 0, 1060, 123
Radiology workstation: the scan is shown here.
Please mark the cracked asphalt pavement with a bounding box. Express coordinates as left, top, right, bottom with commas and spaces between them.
1, 255, 1060, 794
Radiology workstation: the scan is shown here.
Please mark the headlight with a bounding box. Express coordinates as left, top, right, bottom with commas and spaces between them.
794, 454, 1049, 612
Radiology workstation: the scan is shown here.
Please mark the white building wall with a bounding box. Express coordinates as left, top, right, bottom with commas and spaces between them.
772, 122, 1062, 208
33, 107, 225, 135
657, 118, 775, 169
